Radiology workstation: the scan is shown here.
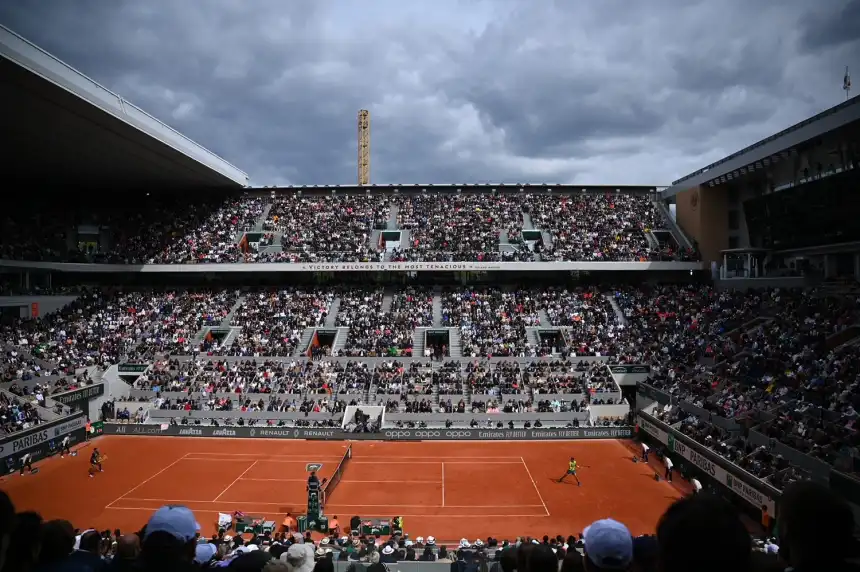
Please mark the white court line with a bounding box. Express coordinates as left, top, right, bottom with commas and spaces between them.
181, 458, 520, 465
105, 453, 190, 508
185, 455, 347, 460
188, 453, 525, 460
240, 478, 442, 484
103, 506, 547, 517
351, 461, 522, 465
213, 461, 258, 502
184, 458, 318, 463
441, 462, 445, 507
520, 457, 551, 517
116, 498, 543, 508
186, 458, 522, 465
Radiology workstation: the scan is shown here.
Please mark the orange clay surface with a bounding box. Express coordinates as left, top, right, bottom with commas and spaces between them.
1, 436, 688, 542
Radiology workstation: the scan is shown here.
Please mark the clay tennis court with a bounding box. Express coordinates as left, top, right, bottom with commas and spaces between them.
2, 436, 685, 541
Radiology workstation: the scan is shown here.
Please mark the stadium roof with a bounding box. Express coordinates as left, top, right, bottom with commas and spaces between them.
0, 25, 249, 191
661, 94, 860, 199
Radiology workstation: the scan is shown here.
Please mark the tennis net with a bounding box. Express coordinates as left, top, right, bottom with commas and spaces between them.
321, 444, 352, 506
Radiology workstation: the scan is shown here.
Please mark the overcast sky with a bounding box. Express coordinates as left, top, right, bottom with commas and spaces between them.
1, 0, 858, 186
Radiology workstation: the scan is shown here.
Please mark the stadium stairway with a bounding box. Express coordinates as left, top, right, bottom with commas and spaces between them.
538, 309, 551, 327
644, 231, 660, 251
653, 199, 693, 250
522, 212, 535, 230
221, 294, 246, 326
388, 204, 399, 229
382, 290, 394, 313
325, 297, 341, 328
412, 328, 426, 357
295, 329, 315, 357
432, 292, 443, 326
448, 328, 462, 357
221, 327, 241, 349
255, 203, 272, 232
332, 327, 349, 354
541, 231, 553, 248
605, 294, 627, 326
526, 328, 541, 348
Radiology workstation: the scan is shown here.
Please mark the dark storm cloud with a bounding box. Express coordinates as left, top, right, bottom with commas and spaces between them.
799, 0, 860, 52
1, 0, 858, 186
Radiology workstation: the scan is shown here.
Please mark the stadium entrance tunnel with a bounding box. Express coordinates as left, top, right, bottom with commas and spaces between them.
309, 329, 338, 355
201, 328, 230, 352
426, 329, 450, 355
537, 329, 566, 353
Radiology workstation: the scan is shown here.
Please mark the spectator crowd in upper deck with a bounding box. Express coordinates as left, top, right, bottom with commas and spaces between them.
0, 190, 698, 264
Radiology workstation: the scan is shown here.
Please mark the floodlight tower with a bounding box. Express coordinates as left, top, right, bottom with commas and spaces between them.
358, 109, 370, 185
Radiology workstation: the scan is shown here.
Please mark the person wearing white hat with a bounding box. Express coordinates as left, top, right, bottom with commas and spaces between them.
381, 544, 398, 563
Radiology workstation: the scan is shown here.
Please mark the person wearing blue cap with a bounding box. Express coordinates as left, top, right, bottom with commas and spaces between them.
582, 519, 633, 571
137, 505, 201, 571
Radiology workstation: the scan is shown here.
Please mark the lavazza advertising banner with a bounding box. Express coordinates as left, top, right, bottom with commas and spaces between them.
0, 413, 87, 461
103, 424, 633, 441
636, 414, 778, 514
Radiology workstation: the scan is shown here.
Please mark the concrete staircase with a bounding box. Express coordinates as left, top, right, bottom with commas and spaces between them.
522, 212, 535, 229
382, 291, 394, 313
653, 200, 693, 249
222, 294, 246, 326
538, 309, 551, 327
605, 294, 627, 326
191, 327, 209, 348
412, 328, 427, 357
541, 231, 553, 248
527, 328, 541, 347
432, 293, 443, 327
326, 297, 341, 328
370, 229, 382, 250
388, 204, 400, 229
644, 231, 660, 251
448, 328, 462, 357
251, 204, 270, 232
222, 327, 241, 349
296, 328, 315, 356
332, 327, 350, 355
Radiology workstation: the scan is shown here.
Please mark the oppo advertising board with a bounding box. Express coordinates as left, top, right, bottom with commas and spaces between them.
103, 424, 633, 441
636, 414, 778, 514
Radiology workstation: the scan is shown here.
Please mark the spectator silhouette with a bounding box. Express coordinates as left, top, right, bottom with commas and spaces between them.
656, 494, 751, 572
777, 481, 860, 572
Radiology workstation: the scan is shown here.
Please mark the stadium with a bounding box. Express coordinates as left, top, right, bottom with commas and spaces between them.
1, 19, 860, 572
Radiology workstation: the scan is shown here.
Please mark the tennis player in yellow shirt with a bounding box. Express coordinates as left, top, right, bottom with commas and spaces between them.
557, 456, 581, 486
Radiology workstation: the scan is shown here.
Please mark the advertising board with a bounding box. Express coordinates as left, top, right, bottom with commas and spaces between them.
636, 414, 778, 513
50, 384, 105, 411
102, 424, 633, 441
0, 413, 87, 460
